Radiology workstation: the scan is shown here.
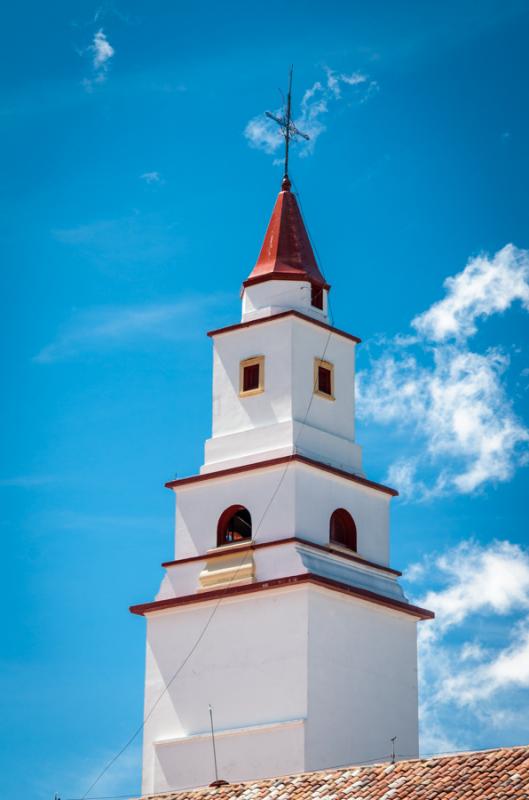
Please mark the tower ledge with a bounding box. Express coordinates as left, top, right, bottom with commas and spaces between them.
130, 572, 434, 620
165, 454, 397, 496
207, 309, 361, 344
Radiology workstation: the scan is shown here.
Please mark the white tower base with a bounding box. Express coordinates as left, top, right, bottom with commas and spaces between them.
140, 581, 421, 794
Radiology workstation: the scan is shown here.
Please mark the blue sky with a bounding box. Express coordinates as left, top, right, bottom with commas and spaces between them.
2, 1, 529, 798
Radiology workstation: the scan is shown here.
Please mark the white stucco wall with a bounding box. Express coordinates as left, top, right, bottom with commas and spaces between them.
241, 279, 329, 322
173, 463, 297, 558
294, 463, 391, 566
138, 273, 422, 796
153, 719, 306, 792
210, 317, 293, 440
291, 318, 356, 442
142, 586, 309, 794
306, 587, 419, 769
141, 583, 419, 794
171, 461, 390, 566
158, 540, 403, 604
204, 315, 361, 474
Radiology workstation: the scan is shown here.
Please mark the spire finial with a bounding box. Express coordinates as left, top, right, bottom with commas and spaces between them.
265, 65, 310, 188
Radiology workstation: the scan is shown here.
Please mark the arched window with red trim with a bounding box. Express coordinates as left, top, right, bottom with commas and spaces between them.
329, 508, 357, 551
217, 505, 252, 546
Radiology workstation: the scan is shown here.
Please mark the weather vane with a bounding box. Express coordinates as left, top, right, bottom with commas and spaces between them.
265, 65, 310, 188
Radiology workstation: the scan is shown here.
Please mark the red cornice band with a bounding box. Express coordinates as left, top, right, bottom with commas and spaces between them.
129, 572, 434, 620
242, 273, 331, 291
165, 453, 398, 497
207, 310, 361, 345
161, 536, 402, 576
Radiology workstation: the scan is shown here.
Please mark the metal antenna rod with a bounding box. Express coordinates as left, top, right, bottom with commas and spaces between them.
391, 736, 397, 764
209, 704, 220, 784
284, 64, 293, 180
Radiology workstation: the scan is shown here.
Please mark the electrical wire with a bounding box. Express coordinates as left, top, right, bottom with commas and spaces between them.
76, 181, 346, 800
63, 742, 507, 800
63, 754, 390, 799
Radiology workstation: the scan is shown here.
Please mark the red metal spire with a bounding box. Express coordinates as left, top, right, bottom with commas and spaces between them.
244, 179, 329, 289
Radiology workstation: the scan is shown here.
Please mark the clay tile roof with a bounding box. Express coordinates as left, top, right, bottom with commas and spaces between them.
244, 178, 328, 290
135, 745, 529, 800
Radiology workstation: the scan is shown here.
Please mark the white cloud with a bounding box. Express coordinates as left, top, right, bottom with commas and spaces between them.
418, 540, 529, 637
82, 28, 114, 90
244, 66, 377, 158
359, 344, 529, 496
413, 244, 529, 342
140, 171, 162, 184
34, 295, 228, 363
440, 625, 529, 706
92, 29, 114, 69
326, 68, 370, 98
244, 117, 283, 156
385, 458, 417, 496
407, 540, 529, 749
357, 245, 529, 499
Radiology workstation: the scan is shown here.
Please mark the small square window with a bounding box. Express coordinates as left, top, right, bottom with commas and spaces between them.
240, 356, 264, 396
314, 358, 334, 400
243, 363, 260, 392
318, 365, 332, 395
311, 283, 324, 310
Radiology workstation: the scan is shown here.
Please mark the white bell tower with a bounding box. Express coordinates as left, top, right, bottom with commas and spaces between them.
131, 175, 433, 796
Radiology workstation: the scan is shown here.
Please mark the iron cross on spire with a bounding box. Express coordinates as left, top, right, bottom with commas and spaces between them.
265, 65, 310, 189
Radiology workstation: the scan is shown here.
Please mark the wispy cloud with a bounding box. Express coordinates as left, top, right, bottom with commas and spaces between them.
53, 212, 185, 271
45, 741, 142, 800
0, 475, 56, 488
92, 29, 114, 69
140, 171, 163, 184
244, 66, 378, 159
406, 540, 529, 752
93, 2, 133, 26
358, 245, 529, 499
82, 28, 115, 91
34, 294, 228, 364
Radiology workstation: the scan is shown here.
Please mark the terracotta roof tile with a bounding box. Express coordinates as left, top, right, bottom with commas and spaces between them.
136, 746, 529, 800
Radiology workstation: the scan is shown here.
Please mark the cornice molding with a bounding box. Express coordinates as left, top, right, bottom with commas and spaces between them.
130, 572, 433, 620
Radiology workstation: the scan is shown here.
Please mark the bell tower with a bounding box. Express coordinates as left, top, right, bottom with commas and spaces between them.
130, 175, 433, 796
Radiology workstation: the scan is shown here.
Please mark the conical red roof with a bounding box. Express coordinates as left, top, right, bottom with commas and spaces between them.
244, 177, 329, 289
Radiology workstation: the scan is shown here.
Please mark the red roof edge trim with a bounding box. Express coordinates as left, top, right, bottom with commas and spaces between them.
207, 310, 361, 345
129, 572, 434, 620
243, 273, 331, 291
161, 536, 402, 576
165, 454, 398, 497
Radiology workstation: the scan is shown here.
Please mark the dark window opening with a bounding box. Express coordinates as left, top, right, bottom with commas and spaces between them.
243, 363, 260, 393
318, 365, 332, 396
311, 284, 324, 309
330, 508, 357, 551
217, 505, 252, 546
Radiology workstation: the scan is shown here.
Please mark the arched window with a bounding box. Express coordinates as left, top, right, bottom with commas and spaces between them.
329, 508, 357, 551
217, 505, 252, 546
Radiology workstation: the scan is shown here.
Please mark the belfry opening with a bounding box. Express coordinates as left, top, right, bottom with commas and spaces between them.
217, 505, 252, 546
